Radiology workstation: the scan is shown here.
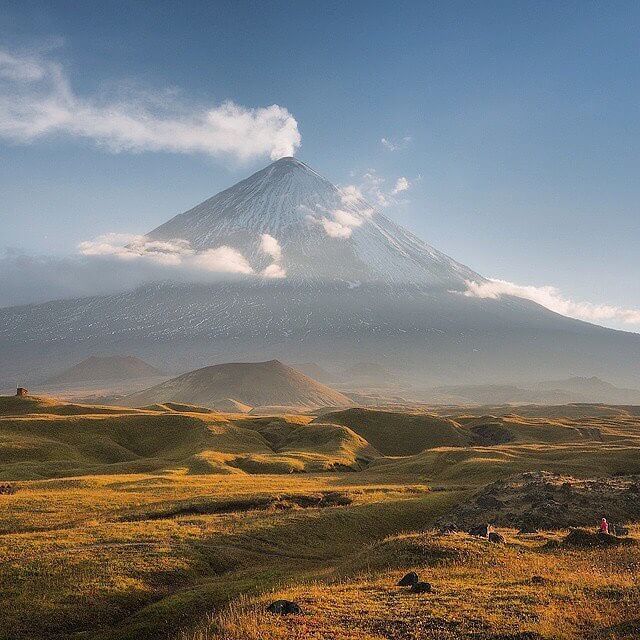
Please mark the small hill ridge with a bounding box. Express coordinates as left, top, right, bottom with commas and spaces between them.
46, 355, 164, 384
0, 395, 376, 478
122, 360, 352, 410
316, 408, 472, 455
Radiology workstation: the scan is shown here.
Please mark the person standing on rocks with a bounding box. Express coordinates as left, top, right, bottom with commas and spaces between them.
600, 517, 609, 534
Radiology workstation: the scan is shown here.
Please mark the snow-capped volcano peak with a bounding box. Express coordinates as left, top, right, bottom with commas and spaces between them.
147, 157, 483, 286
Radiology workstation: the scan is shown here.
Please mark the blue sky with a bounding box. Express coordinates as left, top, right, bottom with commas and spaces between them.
0, 1, 638, 328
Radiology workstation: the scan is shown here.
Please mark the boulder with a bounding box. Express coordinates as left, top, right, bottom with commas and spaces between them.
468, 524, 489, 537
266, 600, 302, 615
397, 571, 419, 586
488, 531, 505, 544
409, 581, 432, 594
518, 522, 538, 534
609, 523, 630, 536
529, 575, 546, 585
561, 528, 634, 548
439, 523, 458, 535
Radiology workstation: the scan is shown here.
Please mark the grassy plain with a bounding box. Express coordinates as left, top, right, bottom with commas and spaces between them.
1, 396, 640, 639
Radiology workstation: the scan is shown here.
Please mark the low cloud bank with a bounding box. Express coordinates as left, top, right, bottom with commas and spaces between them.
78, 233, 254, 273
0, 48, 301, 160
0, 230, 289, 307
0, 250, 176, 307
79, 231, 287, 278
465, 278, 640, 327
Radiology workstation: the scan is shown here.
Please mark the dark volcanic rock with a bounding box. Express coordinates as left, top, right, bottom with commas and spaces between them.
518, 521, 539, 534
397, 571, 419, 586
561, 528, 635, 548
488, 531, 505, 544
439, 523, 458, 535
609, 523, 630, 536
468, 524, 490, 537
436, 472, 640, 532
266, 600, 302, 615
409, 581, 432, 593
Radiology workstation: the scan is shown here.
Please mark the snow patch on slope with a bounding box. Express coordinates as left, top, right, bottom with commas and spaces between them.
147, 157, 483, 287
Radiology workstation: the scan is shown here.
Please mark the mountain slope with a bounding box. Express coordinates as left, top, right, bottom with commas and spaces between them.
46, 355, 163, 384
122, 360, 352, 409
535, 377, 640, 404
148, 157, 482, 286
1, 157, 639, 387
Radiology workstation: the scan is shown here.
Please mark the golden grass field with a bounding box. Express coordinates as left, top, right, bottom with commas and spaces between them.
1, 395, 639, 639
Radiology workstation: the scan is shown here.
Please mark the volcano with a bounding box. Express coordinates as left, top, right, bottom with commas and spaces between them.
147, 156, 482, 286
121, 359, 352, 410
1, 157, 639, 388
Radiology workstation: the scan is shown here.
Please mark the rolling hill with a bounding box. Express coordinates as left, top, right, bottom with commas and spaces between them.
122, 360, 352, 410
315, 408, 472, 455
0, 395, 374, 479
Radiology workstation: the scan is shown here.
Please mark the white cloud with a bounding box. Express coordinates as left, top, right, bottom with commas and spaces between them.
78, 233, 190, 265
392, 176, 410, 194
0, 50, 45, 81
319, 217, 354, 239
307, 215, 354, 239
331, 209, 363, 229
339, 184, 364, 206
259, 233, 286, 277
380, 135, 412, 151
262, 262, 286, 279
343, 170, 413, 209
260, 233, 282, 261
310, 173, 399, 242
361, 171, 389, 207
464, 278, 640, 326
0, 48, 301, 161
306, 204, 367, 240
79, 233, 254, 274
189, 247, 254, 274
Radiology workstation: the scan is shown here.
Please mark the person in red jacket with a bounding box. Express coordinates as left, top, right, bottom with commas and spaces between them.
600, 517, 609, 534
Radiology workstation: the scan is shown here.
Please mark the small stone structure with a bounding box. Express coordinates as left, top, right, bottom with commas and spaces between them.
16, 387, 28, 397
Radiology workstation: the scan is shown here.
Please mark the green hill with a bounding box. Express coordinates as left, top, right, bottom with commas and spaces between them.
315, 407, 472, 455
0, 396, 375, 479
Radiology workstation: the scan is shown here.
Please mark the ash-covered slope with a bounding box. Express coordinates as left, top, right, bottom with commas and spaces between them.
122, 360, 352, 409
1, 157, 639, 387
148, 157, 482, 286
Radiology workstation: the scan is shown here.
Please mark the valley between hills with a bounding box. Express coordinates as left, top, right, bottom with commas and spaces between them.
1, 389, 640, 640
